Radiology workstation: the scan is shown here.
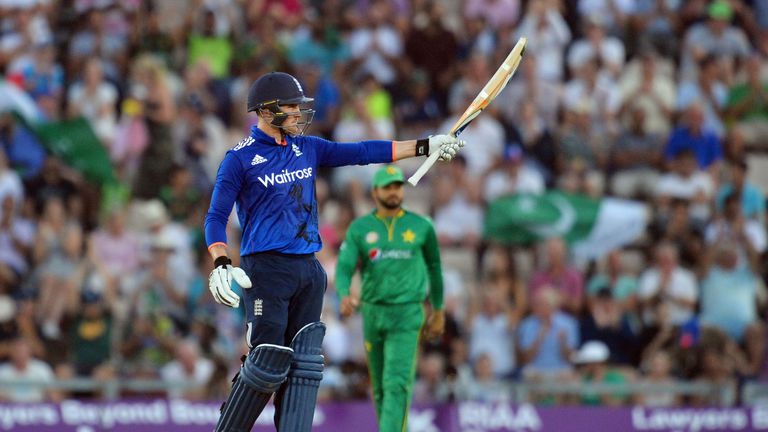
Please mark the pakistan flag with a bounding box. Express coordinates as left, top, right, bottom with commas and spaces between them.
485, 191, 649, 261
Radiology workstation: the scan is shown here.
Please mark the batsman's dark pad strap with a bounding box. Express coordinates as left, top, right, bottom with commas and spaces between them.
276, 322, 326, 432
215, 344, 293, 432
415, 139, 429, 157
214, 256, 232, 268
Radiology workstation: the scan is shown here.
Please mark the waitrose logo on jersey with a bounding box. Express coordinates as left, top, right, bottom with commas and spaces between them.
257, 167, 313, 187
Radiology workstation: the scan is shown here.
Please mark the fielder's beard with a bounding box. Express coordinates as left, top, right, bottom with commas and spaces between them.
377, 196, 402, 210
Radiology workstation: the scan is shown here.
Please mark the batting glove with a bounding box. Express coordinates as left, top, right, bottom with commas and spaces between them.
209, 256, 252, 308
428, 135, 465, 161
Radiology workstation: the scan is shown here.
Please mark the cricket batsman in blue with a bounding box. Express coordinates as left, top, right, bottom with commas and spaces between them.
204, 71, 464, 431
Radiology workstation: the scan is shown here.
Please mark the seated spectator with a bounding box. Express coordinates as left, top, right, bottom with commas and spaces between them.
65, 290, 114, 378
676, 55, 729, 137
412, 352, 452, 403
571, 340, 631, 406
467, 288, 516, 378
699, 240, 764, 374
664, 104, 723, 171
0, 113, 46, 180
580, 287, 640, 365
483, 145, 545, 202
706, 192, 767, 255
529, 237, 584, 315
0, 337, 56, 402
715, 158, 765, 223
725, 53, 768, 149
160, 339, 214, 400
618, 50, 675, 137
655, 150, 714, 222
567, 16, 626, 78
587, 250, 638, 309
680, 0, 751, 81
638, 243, 698, 328
88, 206, 141, 289
432, 156, 483, 248
66, 57, 118, 145
0, 195, 35, 286
637, 351, 681, 407
609, 107, 663, 199
518, 287, 579, 379
459, 352, 511, 402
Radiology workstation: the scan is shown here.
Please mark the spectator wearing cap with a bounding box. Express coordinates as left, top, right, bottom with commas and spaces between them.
483, 145, 544, 202
135, 199, 194, 294
609, 106, 663, 199
131, 227, 188, 328
716, 158, 765, 223
638, 242, 698, 328
580, 286, 640, 366
59, 290, 115, 392
725, 53, 768, 149
586, 250, 639, 316
571, 340, 632, 406
680, 0, 751, 81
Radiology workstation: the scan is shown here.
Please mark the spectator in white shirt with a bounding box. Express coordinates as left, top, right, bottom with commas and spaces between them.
484, 145, 545, 202
347, 1, 402, 86
655, 150, 714, 222
66, 57, 118, 145
0, 338, 56, 402
160, 339, 214, 400
514, 0, 571, 82
638, 243, 698, 327
567, 16, 626, 78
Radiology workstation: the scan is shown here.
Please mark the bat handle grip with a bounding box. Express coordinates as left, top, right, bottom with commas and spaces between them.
407, 151, 441, 186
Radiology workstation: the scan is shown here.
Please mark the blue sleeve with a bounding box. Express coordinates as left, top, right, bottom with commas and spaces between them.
205, 151, 243, 247
314, 137, 394, 167
518, 319, 536, 349
664, 129, 682, 161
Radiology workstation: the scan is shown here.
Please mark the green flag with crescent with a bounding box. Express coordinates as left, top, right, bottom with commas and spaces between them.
484, 191, 648, 261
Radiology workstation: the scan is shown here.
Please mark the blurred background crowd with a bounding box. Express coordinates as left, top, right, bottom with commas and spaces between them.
0, 0, 767, 408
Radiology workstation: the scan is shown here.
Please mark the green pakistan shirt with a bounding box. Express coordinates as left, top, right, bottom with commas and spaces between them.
336, 209, 443, 309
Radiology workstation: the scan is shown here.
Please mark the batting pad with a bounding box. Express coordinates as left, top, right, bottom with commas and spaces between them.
215, 344, 293, 432
276, 321, 326, 432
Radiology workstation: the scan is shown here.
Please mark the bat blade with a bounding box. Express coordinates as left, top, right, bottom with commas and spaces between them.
407, 37, 527, 186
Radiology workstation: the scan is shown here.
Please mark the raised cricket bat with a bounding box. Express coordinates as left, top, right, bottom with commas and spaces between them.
407, 37, 528, 186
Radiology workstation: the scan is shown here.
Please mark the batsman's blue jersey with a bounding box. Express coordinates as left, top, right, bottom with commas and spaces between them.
205, 126, 393, 255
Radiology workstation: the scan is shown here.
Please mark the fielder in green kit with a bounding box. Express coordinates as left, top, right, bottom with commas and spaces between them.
335, 165, 445, 432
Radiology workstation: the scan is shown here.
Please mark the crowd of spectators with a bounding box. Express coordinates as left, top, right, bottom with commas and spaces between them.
0, 0, 766, 408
